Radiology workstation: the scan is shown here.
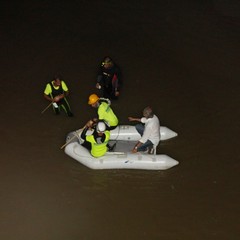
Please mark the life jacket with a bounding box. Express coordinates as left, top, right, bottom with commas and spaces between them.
49, 81, 64, 98
98, 102, 118, 127
86, 131, 110, 158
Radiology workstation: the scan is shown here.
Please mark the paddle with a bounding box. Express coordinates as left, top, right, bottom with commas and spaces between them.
60, 127, 85, 149
41, 102, 53, 114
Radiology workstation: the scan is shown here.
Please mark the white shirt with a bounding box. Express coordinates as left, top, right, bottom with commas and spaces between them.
140, 115, 160, 146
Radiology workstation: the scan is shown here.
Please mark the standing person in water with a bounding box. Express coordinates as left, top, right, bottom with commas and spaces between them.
43, 74, 73, 117
95, 56, 121, 100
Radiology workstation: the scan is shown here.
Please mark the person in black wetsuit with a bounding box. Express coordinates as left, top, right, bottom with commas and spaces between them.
95, 56, 122, 100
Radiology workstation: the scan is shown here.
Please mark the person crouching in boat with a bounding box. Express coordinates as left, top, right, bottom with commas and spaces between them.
128, 106, 160, 154
88, 93, 118, 131
43, 74, 73, 117
88, 93, 118, 151
80, 120, 110, 158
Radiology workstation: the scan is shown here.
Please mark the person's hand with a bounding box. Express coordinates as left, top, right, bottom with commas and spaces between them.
86, 120, 94, 128
53, 96, 60, 102
131, 148, 138, 153
96, 83, 101, 89
92, 118, 98, 123
115, 91, 120, 96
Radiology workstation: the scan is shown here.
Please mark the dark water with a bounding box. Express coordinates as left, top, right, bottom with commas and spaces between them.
1, 1, 240, 239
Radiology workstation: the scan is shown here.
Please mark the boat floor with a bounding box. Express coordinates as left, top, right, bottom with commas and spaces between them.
108, 140, 136, 153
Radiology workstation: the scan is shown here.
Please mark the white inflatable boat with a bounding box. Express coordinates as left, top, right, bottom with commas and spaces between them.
64, 125, 179, 170
108, 125, 178, 141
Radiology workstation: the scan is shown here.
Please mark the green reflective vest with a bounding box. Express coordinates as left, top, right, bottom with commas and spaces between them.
98, 102, 118, 127
86, 131, 110, 158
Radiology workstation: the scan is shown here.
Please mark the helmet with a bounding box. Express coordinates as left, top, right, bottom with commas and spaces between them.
96, 121, 106, 133
88, 94, 99, 105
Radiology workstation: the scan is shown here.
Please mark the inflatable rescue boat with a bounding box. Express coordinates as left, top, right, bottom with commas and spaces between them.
64, 125, 179, 170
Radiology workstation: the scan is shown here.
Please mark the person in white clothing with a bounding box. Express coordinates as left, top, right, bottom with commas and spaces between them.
128, 106, 160, 154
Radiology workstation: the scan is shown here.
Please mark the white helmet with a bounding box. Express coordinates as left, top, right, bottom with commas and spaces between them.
96, 121, 106, 133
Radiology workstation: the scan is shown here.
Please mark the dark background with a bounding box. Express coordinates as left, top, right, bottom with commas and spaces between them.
0, 1, 239, 239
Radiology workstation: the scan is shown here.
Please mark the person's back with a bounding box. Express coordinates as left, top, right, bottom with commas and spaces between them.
81, 121, 110, 158
141, 114, 160, 147
88, 94, 119, 130
98, 101, 118, 128
86, 130, 110, 157
128, 106, 160, 154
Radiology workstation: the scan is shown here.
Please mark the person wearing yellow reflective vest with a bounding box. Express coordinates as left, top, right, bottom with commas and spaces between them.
43, 74, 73, 117
88, 93, 118, 130
80, 120, 110, 158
